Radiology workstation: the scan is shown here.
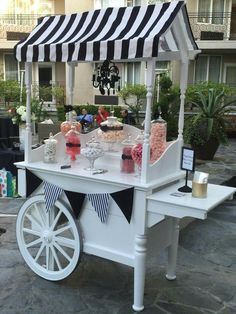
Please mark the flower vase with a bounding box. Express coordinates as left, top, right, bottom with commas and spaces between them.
19, 125, 26, 150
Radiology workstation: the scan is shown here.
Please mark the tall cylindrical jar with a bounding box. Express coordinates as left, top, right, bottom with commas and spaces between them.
150, 116, 167, 163
44, 133, 57, 163
121, 135, 135, 173
65, 125, 81, 161
131, 131, 145, 175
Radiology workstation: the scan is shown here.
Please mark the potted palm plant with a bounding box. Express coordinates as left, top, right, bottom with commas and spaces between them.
184, 88, 235, 160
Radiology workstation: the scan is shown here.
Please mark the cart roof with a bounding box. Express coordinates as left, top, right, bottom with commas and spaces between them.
14, 0, 199, 63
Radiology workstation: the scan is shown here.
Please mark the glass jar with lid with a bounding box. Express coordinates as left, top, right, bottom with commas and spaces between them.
121, 135, 135, 173
97, 116, 126, 143
81, 137, 104, 171
44, 132, 57, 163
150, 115, 167, 163
60, 108, 81, 136
131, 131, 145, 175
65, 125, 81, 161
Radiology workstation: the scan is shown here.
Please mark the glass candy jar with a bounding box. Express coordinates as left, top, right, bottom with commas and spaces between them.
60, 110, 81, 136
81, 137, 104, 171
131, 131, 144, 175
44, 133, 57, 163
97, 116, 126, 145
65, 125, 81, 161
150, 116, 167, 163
121, 135, 135, 173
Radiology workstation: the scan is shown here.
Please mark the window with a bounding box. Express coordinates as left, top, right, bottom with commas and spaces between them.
224, 65, 236, 89
4, 54, 18, 81
195, 55, 221, 83
127, 62, 141, 85
148, 0, 165, 4
101, 0, 125, 7
156, 61, 169, 72
0, 0, 53, 25
96, 0, 141, 9
198, 0, 224, 25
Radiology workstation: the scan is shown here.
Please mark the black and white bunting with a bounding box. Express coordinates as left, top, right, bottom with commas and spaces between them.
111, 187, 134, 223
25, 171, 134, 222
64, 190, 86, 218
14, 1, 197, 62
87, 193, 110, 223
43, 181, 63, 211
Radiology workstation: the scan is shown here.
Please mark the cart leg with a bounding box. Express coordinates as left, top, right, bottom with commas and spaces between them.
132, 234, 147, 312
166, 217, 180, 281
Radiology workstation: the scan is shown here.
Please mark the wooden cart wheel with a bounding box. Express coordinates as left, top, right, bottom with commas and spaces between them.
16, 194, 82, 281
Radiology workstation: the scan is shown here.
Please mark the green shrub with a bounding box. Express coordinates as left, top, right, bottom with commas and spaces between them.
152, 75, 180, 140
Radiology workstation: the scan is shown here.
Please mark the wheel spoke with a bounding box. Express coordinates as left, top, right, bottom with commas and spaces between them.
50, 209, 62, 231
25, 213, 43, 230
34, 203, 46, 227
50, 245, 62, 270
55, 236, 76, 249
53, 224, 71, 236
34, 242, 45, 263
46, 245, 50, 270
46, 210, 50, 228
53, 242, 72, 262
23, 227, 41, 237
26, 237, 42, 248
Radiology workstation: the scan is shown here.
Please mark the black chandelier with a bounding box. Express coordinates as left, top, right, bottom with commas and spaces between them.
92, 60, 121, 96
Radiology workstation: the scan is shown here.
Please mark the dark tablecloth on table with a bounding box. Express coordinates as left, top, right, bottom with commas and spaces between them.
0, 148, 24, 176
0, 116, 19, 138
0, 116, 20, 151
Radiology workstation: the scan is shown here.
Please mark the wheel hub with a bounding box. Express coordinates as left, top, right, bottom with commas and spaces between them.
43, 230, 53, 244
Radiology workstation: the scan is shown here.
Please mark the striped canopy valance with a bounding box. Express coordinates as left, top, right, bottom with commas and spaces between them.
14, 1, 198, 63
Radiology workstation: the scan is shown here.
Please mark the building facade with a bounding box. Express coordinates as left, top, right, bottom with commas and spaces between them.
187, 0, 236, 90
0, 0, 236, 106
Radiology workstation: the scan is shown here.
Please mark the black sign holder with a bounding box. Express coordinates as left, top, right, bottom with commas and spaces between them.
178, 147, 195, 193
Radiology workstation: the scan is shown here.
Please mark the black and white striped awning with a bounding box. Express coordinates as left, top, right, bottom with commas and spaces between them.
14, 1, 198, 63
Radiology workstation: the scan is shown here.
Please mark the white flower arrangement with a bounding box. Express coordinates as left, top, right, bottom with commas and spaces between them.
9, 105, 37, 125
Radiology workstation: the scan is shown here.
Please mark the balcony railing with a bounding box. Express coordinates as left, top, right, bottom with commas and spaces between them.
1, 12, 236, 41
188, 12, 236, 40
0, 14, 44, 26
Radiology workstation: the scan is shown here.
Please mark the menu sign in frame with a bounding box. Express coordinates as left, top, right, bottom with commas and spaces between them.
178, 147, 195, 193
180, 147, 195, 172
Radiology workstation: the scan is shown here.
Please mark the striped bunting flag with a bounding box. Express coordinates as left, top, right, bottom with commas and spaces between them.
87, 193, 110, 223
43, 181, 63, 211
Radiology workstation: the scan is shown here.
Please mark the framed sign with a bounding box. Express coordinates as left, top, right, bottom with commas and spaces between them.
180, 147, 195, 172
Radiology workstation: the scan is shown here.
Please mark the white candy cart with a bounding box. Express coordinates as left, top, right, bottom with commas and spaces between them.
14, 2, 236, 311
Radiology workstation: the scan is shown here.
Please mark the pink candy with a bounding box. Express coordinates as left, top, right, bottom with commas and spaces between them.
65, 131, 81, 161
97, 129, 126, 143
150, 122, 166, 163
131, 143, 143, 167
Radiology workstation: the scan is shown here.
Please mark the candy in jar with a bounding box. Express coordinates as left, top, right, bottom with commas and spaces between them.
121, 135, 135, 173
97, 116, 126, 143
131, 131, 144, 173
65, 125, 81, 161
44, 133, 57, 163
81, 137, 104, 171
150, 116, 167, 163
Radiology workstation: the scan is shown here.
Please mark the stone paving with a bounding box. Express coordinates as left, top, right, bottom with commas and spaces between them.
0, 140, 236, 313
